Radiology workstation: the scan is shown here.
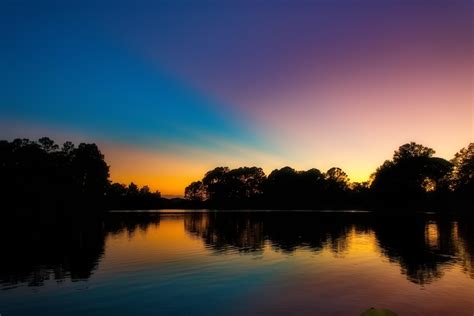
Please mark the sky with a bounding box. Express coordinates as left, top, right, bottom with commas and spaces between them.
1, 0, 472, 196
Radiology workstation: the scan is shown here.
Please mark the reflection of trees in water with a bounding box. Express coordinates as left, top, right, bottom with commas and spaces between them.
259, 213, 362, 254
0, 213, 161, 288
105, 212, 161, 239
1, 213, 472, 288
374, 218, 451, 284
184, 212, 372, 255
374, 217, 474, 285
185, 213, 265, 253
453, 220, 474, 279
184, 213, 474, 285
0, 219, 106, 287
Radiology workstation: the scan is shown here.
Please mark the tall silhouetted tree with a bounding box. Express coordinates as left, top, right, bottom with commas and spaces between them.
323, 167, 350, 206
449, 143, 474, 206
225, 167, 266, 200
202, 167, 230, 202
298, 168, 325, 204
393, 142, 436, 162
264, 167, 327, 208
70, 143, 110, 200
0, 138, 110, 216
371, 142, 452, 208
265, 167, 300, 208
325, 167, 349, 191
199, 166, 266, 205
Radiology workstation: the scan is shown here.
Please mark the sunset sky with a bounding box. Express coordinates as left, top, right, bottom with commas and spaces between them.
1, 0, 472, 196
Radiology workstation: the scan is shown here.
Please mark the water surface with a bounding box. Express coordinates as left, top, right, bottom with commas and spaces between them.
1, 211, 473, 315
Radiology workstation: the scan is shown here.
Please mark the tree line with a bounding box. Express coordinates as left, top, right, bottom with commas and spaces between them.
185, 142, 473, 210
0, 137, 472, 217
0, 137, 169, 217
0, 137, 110, 216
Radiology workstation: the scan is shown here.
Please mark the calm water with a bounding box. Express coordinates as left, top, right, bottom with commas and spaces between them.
1, 211, 473, 315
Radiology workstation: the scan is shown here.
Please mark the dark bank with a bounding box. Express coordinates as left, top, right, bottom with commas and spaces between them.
0, 138, 472, 218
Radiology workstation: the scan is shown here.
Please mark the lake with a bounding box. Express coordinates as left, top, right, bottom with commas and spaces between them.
1, 211, 473, 315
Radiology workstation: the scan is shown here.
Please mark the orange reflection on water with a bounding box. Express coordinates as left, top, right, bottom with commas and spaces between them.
451, 222, 474, 279
425, 222, 440, 249
96, 213, 474, 315
102, 215, 206, 271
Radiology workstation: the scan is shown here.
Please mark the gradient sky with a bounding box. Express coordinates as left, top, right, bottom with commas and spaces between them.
1, 0, 472, 196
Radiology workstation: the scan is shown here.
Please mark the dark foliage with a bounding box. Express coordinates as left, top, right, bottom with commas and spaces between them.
1, 137, 472, 215
106, 182, 162, 210
186, 142, 472, 212
0, 137, 109, 217
371, 143, 453, 208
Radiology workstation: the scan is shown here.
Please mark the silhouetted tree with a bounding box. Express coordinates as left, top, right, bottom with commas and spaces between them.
61, 141, 75, 156
38, 137, 59, 153
2, 137, 471, 213
264, 167, 326, 208
109, 182, 128, 197
199, 166, 266, 206
128, 182, 140, 195
349, 181, 370, 207
298, 168, 326, 204
0, 138, 109, 216
393, 142, 436, 162
139, 185, 150, 195
185, 181, 207, 201
225, 167, 266, 200
106, 182, 162, 210
323, 167, 350, 205
325, 167, 349, 187
201, 167, 230, 202
70, 143, 110, 201
265, 167, 299, 208
449, 143, 474, 206
371, 142, 452, 209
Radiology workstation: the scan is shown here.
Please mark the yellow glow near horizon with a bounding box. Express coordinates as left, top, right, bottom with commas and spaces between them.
101, 139, 471, 196
0, 120, 470, 196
